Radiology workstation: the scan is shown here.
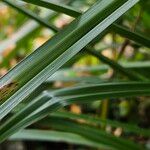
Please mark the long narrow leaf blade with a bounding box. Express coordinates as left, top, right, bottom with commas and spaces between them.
10, 129, 111, 149
21, 0, 82, 17
4, 0, 146, 81
37, 118, 143, 150
19, 0, 150, 47
0, 0, 139, 120
51, 111, 150, 137
3, 0, 58, 32
1, 82, 150, 142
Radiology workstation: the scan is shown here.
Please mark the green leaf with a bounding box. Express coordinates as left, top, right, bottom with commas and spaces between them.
5, 0, 148, 81
37, 118, 143, 150
10, 129, 112, 149
3, 0, 58, 32
48, 61, 150, 83
51, 111, 150, 137
4, 0, 147, 81
1, 82, 150, 142
21, 0, 82, 17
19, 0, 150, 48
0, 0, 139, 120
86, 48, 148, 81
111, 24, 150, 48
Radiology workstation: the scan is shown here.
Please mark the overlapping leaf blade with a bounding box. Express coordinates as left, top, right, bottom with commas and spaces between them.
21, 0, 82, 17
1, 82, 150, 142
51, 111, 150, 137
10, 129, 111, 149
1, 1, 148, 149
19, 0, 150, 48
37, 117, 143, 150
0, 0, 139, 120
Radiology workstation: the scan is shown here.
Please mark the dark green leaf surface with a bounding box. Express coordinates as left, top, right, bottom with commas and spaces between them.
0, 0, 139, 120
21, 0, 82, 17
51, 111, 150, 137
10, 129, 113, 149
19, 0, 150, 48
37, 118, 143, 150
4, 0, 147, 81
1, 82, 150, 142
